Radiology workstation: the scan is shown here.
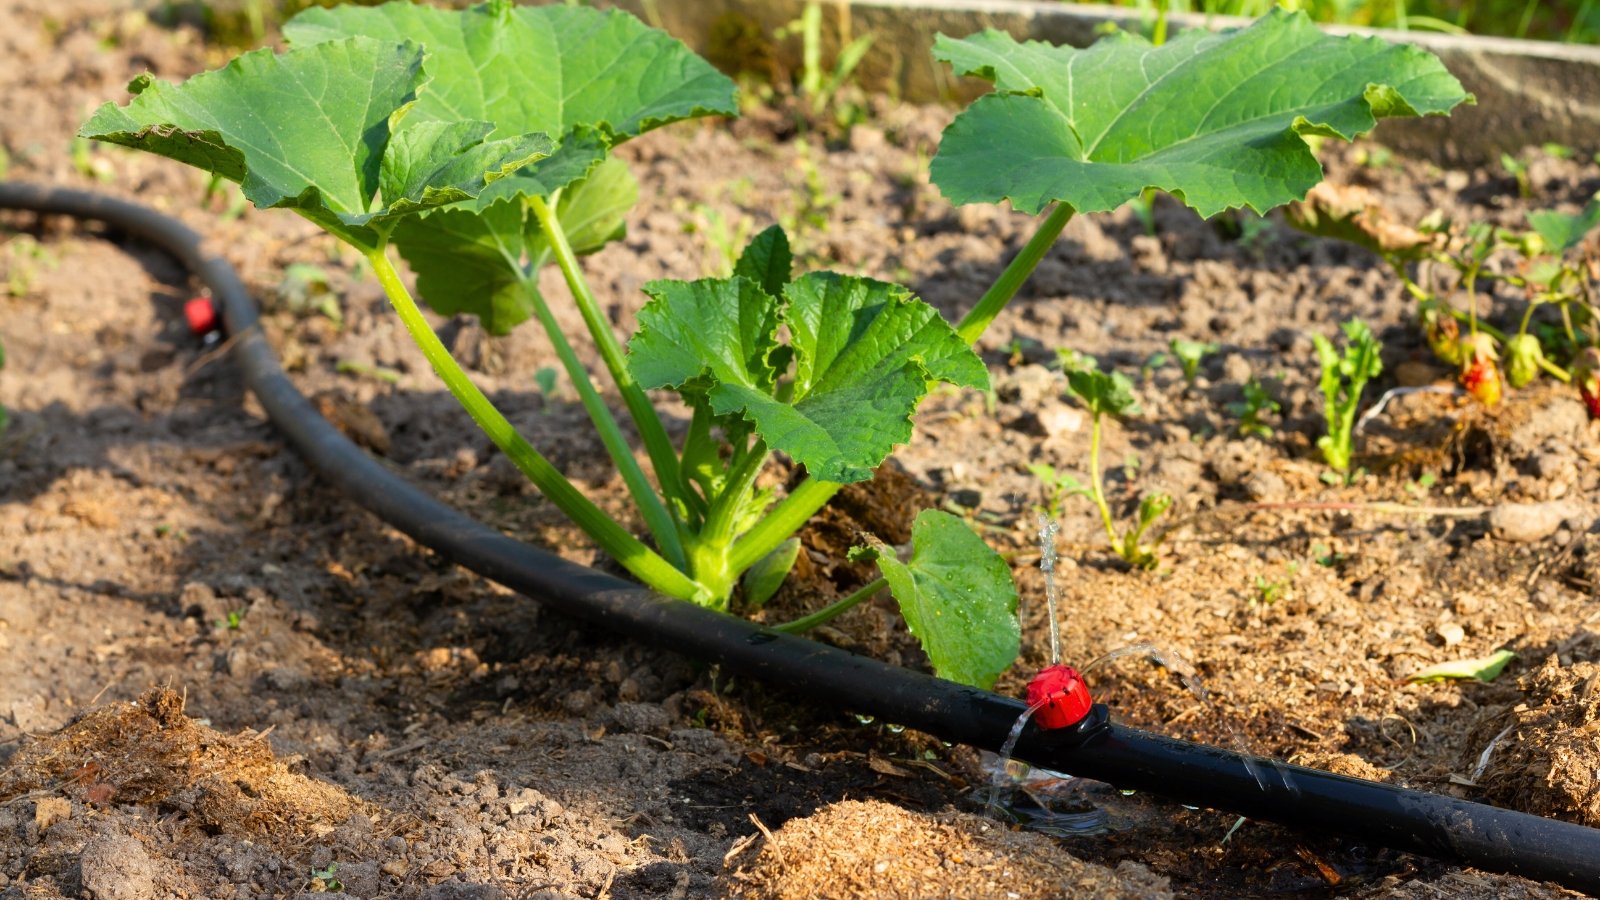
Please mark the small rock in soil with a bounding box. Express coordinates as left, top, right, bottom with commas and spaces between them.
606, 702, 671, 736
1488, 500, 1585, 543
1036, 404, 1084, 438
993, 364, 1060, 406
78, 831, 158, 900
1243, 469, 1288, 502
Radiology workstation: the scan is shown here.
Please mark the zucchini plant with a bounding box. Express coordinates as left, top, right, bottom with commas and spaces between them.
80, 2, 1466, 690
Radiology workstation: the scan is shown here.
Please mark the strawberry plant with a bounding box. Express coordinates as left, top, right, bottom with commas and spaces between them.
1292, 185, 1600, 408
80, 3, 1465, 689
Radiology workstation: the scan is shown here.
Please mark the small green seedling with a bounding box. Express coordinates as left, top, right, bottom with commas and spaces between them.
1500, 152, 1532, 199
1026, 462, 1090, 520
1313, 319, 1382, 474
1060, 356, 1171, 570
1140, 350, 1168, 382
308, 863, 343, 893
5, 235, 57, 299
335, 360, 401, 385
70, 135, 114, 183
1405, 472, 1438, 498
1253, 563, 1297, 604
1311, 542, 1347, 568
277, 263, 342, 326
533, 366, 559, 397
1169, 338, 1217, 387
1227, 377, 1280, 438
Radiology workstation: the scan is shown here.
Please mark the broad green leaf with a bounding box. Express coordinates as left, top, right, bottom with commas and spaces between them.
78, 39, 552, 249
1528, 194, 1600, 254
392, 157, 639, 333
1064, 366, 1140, 418
285, 0, 738, 205
1407, 649, 1516, 683
734, 225, 793, 299
931, 10, 1471, 217
630, 277, 782, 401
390, 201, 530, 332
629, 273, 988, 483
874, 510, 1020, 690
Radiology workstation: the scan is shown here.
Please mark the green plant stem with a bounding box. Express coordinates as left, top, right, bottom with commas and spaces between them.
1389, 259, 1432, 302
772, 577, 886, 633
1561, 301, 1580, 345
1465, 259, 1483, 336
527, 194, 686, 517
1406, 259, 1509, 340
729, 477, 842, 574
1086, 413, 1120, 551
1518, 299, 1540, 336
800, 1, 823, 100
687, 440, 773, 605
677, 405, 714, 521
365, 247, 703, 602
523, 277, 687, 570
955, 203, 1076, 345
703, 441, 769, 546
1452, 307, 1506, 341
1540, 357, 1573, 382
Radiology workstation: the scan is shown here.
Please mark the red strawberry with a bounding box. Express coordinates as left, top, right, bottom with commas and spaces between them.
1026, 664, 1094, 730
1460, 333, 1502, 407
1575, 348, 1600, 419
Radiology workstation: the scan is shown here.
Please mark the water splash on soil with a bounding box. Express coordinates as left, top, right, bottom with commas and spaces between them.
981, 702, 1110, 836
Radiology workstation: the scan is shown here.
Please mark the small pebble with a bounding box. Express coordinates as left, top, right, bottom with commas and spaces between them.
1488, 500, 1585, 543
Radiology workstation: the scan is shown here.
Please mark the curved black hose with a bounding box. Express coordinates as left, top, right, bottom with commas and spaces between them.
5, 181, 1600, 895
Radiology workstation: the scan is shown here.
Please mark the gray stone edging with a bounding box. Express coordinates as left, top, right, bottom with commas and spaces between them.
592, 0, 1600, 165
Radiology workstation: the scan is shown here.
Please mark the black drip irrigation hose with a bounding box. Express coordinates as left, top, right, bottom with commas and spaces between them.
6, 181, 1600, 894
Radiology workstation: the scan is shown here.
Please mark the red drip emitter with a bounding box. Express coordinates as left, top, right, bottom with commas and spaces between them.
184, 296, 219, 337
1026, 663, 1094, 730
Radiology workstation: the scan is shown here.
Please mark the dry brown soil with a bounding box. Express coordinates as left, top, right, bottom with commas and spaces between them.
3, 3, 1600, 898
